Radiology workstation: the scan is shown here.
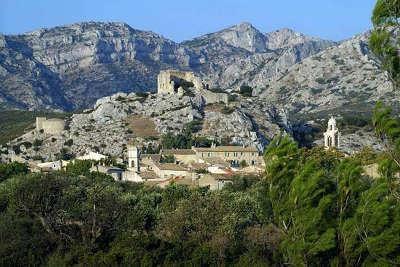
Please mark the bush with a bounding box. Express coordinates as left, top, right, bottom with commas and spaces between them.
33, 139, 43, 147
228, 94, 238, 102
160, 154, 175, 163
0, 162, 29, 181
20, 141, 32, 149
66, 160, 93, 175
209, 88, 224, 93
56, 148, 74, 160
31, 155, 44, 161
239, 85, 253, 97
193, 136, 214, 147
185, 120, 203, 133
12, 145, 21, 155
64, 139, 73, 147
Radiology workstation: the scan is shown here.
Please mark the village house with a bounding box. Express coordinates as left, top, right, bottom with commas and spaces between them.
197, 174, 233, 190
161, 149, 198, 164
77, 151, 107, 161
192, 144, 262, 167
152, 162, 191, 179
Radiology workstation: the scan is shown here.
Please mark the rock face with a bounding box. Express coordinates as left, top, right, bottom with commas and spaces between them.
258, 32, 397, 114
0, 21, 335, 111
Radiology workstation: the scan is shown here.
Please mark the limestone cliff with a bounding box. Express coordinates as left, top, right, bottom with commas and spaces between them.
0, 21, 335, 111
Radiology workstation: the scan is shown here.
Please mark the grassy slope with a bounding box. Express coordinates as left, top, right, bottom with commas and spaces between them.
0, 110, 69, 145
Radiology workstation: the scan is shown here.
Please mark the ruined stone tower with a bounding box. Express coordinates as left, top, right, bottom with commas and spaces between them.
157, 70, 202, 94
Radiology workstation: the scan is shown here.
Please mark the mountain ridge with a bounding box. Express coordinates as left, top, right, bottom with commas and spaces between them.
0, 21, 341, 111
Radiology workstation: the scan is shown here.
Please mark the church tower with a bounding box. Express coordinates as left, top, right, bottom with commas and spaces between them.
127, 145, 140, 173
324, 117, 340, 149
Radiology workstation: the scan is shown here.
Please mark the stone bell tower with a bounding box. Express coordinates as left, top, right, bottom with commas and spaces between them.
127, 145, 140, 173
324, 117, 340, 149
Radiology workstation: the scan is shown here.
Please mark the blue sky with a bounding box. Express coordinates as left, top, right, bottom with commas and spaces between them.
1, 0, 376, 42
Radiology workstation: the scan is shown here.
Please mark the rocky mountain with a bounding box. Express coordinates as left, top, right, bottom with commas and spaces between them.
0, 21, 335, 111
4, 29, 398, 160
258, 32, 397, 114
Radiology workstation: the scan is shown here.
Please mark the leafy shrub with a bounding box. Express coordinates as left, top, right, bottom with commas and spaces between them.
0, 162, 28, 181
228, 94, 238, 102
239, 85, 253, 97
160, 154, 175, 163
33, 139, 43, 147
64, 139, 73, 147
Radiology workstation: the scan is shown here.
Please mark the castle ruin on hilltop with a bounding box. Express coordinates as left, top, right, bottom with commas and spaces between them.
157, 69, 229, 104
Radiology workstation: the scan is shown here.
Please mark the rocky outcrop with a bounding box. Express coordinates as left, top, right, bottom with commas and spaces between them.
2, 91, 274, 160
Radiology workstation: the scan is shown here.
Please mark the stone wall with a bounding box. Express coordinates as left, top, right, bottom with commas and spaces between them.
36, 117, 65, 135
199, 88, 229, 104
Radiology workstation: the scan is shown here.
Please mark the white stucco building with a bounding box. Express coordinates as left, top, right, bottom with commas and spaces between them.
324, 117, 340, 149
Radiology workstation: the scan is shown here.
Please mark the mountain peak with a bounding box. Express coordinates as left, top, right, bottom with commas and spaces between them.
233, 21, 255, 29
211, 22, 266, 52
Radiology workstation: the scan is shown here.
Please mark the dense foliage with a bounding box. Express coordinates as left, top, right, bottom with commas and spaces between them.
161, 120, 214, 149
239, 85, 253, 97
0, 136, 399, 266
370, 0, 400, 87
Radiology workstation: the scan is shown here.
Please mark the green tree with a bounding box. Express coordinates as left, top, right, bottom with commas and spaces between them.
160, 154, 175, 163
264, 135, 300, 231
239, 85, 253, 97
281, 160, 337, 266
370, 0, 400, 86
0, 162, 29, 182
372, 0, 400, 27
66, 159, 93, 175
